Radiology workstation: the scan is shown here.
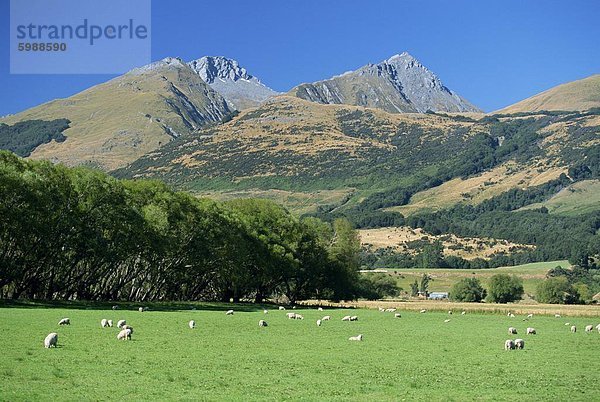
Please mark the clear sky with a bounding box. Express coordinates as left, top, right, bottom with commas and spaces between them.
1, 0, 599, 116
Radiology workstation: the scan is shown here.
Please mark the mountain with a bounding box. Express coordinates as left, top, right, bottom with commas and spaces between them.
0, 57, 233, 170
288, 52, 480, 114
498, 74, 600, 114
188, 56, 278, 110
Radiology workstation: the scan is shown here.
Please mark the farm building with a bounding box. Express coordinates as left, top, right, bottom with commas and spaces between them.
428, 292, 449, 300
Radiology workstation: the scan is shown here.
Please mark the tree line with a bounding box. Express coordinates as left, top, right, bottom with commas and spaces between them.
0, 151, 375, 303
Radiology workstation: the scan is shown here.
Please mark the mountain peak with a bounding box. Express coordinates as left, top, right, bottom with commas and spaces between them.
188, 56, 255, 84
127, 57, 187, 75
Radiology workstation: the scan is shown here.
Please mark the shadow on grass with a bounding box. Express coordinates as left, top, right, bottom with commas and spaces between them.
0, 299, 280, 313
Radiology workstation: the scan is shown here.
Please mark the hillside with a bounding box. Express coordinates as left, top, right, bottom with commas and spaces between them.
498, 74, 600, 113
0, 58, 232, 170
289, 52, 481, 113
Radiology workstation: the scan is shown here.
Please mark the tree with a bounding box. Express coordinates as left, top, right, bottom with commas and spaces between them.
487, 274, 524, 303
358, 274, 401, 300
419, 273, 430, 296
536, 277, 581, 304
450, 277, 487, 302
410, 280, 419, 297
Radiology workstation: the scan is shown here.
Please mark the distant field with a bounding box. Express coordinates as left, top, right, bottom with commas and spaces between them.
520, 180, 600, 216
1, 302, 599, 401
364, 260, 570, 295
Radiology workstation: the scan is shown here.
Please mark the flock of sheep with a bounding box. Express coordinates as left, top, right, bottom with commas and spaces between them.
503, 312, 600, 351
43, 304, 600, 349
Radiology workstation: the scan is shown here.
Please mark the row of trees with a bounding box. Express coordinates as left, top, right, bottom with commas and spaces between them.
450, 274, 524, 303
0, 151, 367, 303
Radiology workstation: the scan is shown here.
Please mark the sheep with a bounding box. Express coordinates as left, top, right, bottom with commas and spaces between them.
461, 311, 466, 315
349, 316, 358, 321
508, 327, 517, 335
295, 314, 304, 320
514, 339, 525, 350
509, 313, 515, 318
44, 333, 58, 348
278, 306, 286, 311
225, 310, 234, 315
189, 320, 195, 329
58, 318, 70, 326
564, 322, 571, 326
348, 334, 363, 341
448, 310, 453, 315
341, 315, 352, 321
526, 327, 536, 335
527, 314, 533, 319
117, 320, 126, 329
263, 309, 268, 314
122, 325, 134, 335
554, 314, 561, 318
585, 325, 593, 333
117, 328, 132, 340
112, 305, 119, 310
101, 319, 108, 328
378, 307, 385, 312
504, 339, 515, 350
138, 307, 145, 312
571, 325, 577, 333
420, 309, 427, 313
258, 320, 268, 327
394, 313, 402, 318
316, 319, 322, 327
107, 320, 113, 327
318, 307, 324, 311
596, 324, 600, 332
322, 315, 331, 321
444, 319, 451, 323
385, 308, 397, 312
287, 312, 296, 319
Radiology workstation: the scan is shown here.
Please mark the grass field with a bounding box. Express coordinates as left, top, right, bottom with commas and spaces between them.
1, 301, 599, 401
372, 260, 571, 296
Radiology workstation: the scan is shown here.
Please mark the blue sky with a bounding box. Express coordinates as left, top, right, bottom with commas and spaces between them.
1, 0, 599, 115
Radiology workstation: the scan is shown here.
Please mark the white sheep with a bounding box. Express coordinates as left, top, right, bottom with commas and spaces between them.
596, 324, 600, 332
554, 314, 561, 318
259, 320, 268, 327
279, 306, 286, 311
318, 307, 324, 311
138, 307, 145, 312
461, 311, 466, 315
58, 318, 70, 326
444, 319, 451, 323
526, 327, 536, 335
348, 334, 363, 341
101, 319, 108, 328
448, 310, 453, 315
112, 305, 119, 310
514, 338, 525, 349
44, 332, 58, 348
527, 314, 533, 319
322, 315, 331, 321
564, 322, 571, 326
508, 327, 517, 335
107, 320, 113, 327
295, 314, 304, 320
226, 310, 234, 315
263, 309, 268, 314
117, 328, 132, 340
571, 325, 577, 333
509, 313, 515, 318
350, 316, 358, 321
122, 325, 134, 335
504, 339, 515, 350
189, 320, 195, 329
378, 307, 385, 312
117, 320, 126, 329
287, 312, 296, 319
385, 308, 396, 312
585, 325, 593, 333
341, 315, 351, 321
420, 309, 427, 313
316, 319, 322, 327
394, 313, 401, 318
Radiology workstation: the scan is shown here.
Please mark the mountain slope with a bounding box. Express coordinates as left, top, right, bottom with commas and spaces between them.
188, 56, 278, 110
289, 52, 480, 114
0, 57, 232, 170
498, 74, 600, 113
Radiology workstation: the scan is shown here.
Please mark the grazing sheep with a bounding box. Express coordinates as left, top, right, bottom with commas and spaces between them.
263, 309, 268, 314
526, 327, 536, 335
122, 325, 134, 335
138, 307, 145, 312
596, 324, 600, 333
386, 308, 397, 312
554, 314, 561, 318
394, 313, 402, 318
278, 306, 285, 311
316, 319, 322, 327
322, 315, 331, 321
565, 322, 571, 326
514, 339, 525, 349
585, 325, 593, 333
44, 333, 58, 348
189, 320, 195, 329
461, 311, 466, 315
444, 319, 451, 323
259, 320, 268, 327
504, 339, 515, 350
287, 312, 296, 319
348, 334, 363, 341
226, 310, 234, 315
509, 313, 515, 318
448, 310, 453, 315
107, 320, 113, 327
318, 307, 324, 311
58, 318, 70, 326
101, 319, 108, 328
420, 309, 427, 313
112, 305, 119, 310
342, 315, 352, 321
350, 316, 358, 321
527, 314, 533, 319
508, 327, 517, 335
295, 314, 304, 320
117, 320, 126, 329
571, 325, 577, 333
117, 328, 132, 340
378, 307, 385, 312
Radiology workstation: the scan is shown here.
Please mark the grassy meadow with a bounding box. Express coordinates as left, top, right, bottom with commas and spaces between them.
1, 301, 599, 401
